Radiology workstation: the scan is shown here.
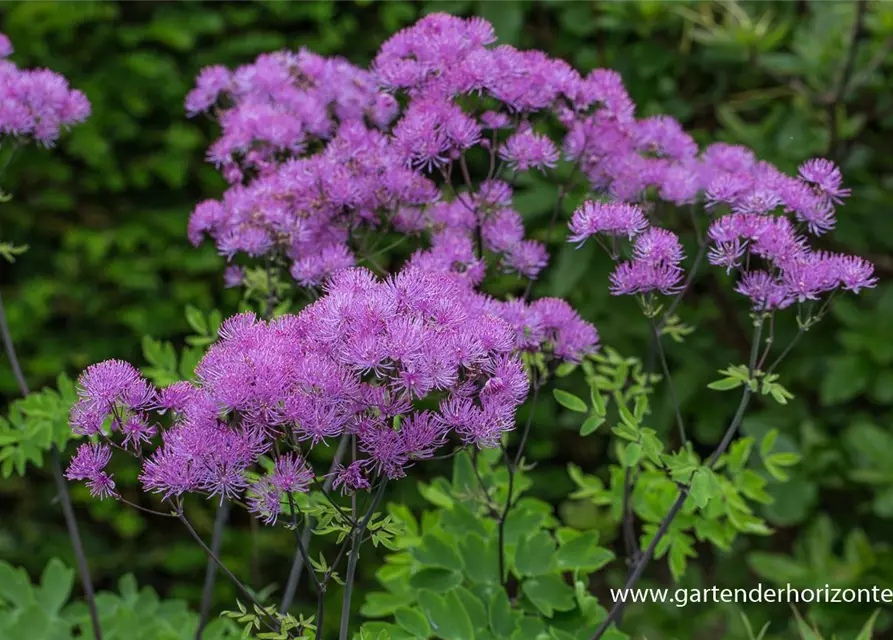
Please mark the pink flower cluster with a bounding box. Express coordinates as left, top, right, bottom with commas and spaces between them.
66, 267, 599, 523
0, 32, 91, 145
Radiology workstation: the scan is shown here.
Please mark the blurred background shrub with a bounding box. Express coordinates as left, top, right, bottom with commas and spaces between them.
2, 1, 892, 638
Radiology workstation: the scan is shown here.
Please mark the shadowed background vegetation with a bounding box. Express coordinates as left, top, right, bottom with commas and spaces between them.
2, 1, 893, 638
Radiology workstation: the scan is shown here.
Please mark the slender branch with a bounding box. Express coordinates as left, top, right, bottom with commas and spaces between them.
650, 319, 686, 446
0, 293, 30, 396
197, 500, 231, 639
284, 493, 325, 640
280, 434, 350, 614
338, 479, 388, 640
592, 317, 766, 640
178, 509, 282, 634
827, 0, 867, 160
118, 496, 174, 518
766, 328, 805, 376
498, 379, 540, 585
845, 35, 893, 96
310, 475, 355, 527
0, 292, 102, 640
524, 181, 570, 300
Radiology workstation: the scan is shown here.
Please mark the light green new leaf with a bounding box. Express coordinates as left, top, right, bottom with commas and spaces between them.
553, 389, 587, 413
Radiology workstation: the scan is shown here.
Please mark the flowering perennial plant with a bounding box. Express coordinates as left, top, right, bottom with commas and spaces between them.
66, 267, 541, 513
0, 34, 90, 145
44, 12, 880, 640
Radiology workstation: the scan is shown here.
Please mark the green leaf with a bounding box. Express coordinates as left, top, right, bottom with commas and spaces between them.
395, 606, 431, 638
409, 568, 463, 592
521, 575, 576, 618
37, 558, 74, 615
488, 590, 517, 638
820, 355, 869, 405
459, 534, 499, 585
0, 561, 34, 608
413, 534, 463, 572
855, 610, 881, 640
184, 304, 208, 335
760, 429, 778, 458
580, 415, 604, 436
418, 590, 474, 640
514, 531, 556, 577
454, 587, 488, 631
589, 383, 606, 416
689, 469, 716, 509
555, 534, 615, 572
620, 442, 643, 468
361, 591, 416, 618
616, 401, 638, 429
791, 607, 824, 640
417, 482, 454, 509
452, 453, 477, 494
707, 377, 744, 391
553, 389, 587, 413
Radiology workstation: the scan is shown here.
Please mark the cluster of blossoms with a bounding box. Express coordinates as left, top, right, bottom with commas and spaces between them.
569, 201, 686, 296
189, 121, 438, 286
187, 13, 628, 288
66, 267, 600, 524
0, 32, 91, 145
185, 49, 398, 182
702, 154, 875, 309
568, 152, 876, 307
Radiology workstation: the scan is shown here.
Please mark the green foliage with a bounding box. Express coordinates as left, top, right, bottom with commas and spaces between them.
222, 602, 316, 640
0, 374, 76, 477
2, 1, 893, 638
360, 451, 622, 640
0, 558, 238, 639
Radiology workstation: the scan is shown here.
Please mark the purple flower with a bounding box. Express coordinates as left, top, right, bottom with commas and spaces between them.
799, 158, 851, 204
0, 34, 12, 58
121, 414, 157, 449
833, 254, 877, 293
0, 57, 91, 144
568, 201, 647, 245
75, 359, 142, 407
503, 240, 549, 279
331, 461, 371, 495
185, 65, 232, 116
499, 129, 559, 172
735, 271, 793, 311
223, 265, 245, 288
610, 261, 684, 296
270, 453, 314, 493
632, 228, 684, 267
66, 443, 116, 500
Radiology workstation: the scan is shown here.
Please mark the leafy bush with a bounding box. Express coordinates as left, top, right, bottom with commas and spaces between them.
3, 2, 893, 640
0, 558, 237, 639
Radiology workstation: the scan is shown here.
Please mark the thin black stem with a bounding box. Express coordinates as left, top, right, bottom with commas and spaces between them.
766, 328, 805, 376
524, 179, 571, 300
178, 509, 281, 634
310, 475, 355, 526
0, 293, 30, 396
827, 0, 867, 160
338, 479, 388, 640
650, 320, 686, 447
498, 380, 540, 585
280, 434, 349, 614
118, 496, 174, 518
592, 318, 765, 640
285, 492, 324, 640
757, 312, 776, 371
197, 500, 231, 639
0, 292, 102, 640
